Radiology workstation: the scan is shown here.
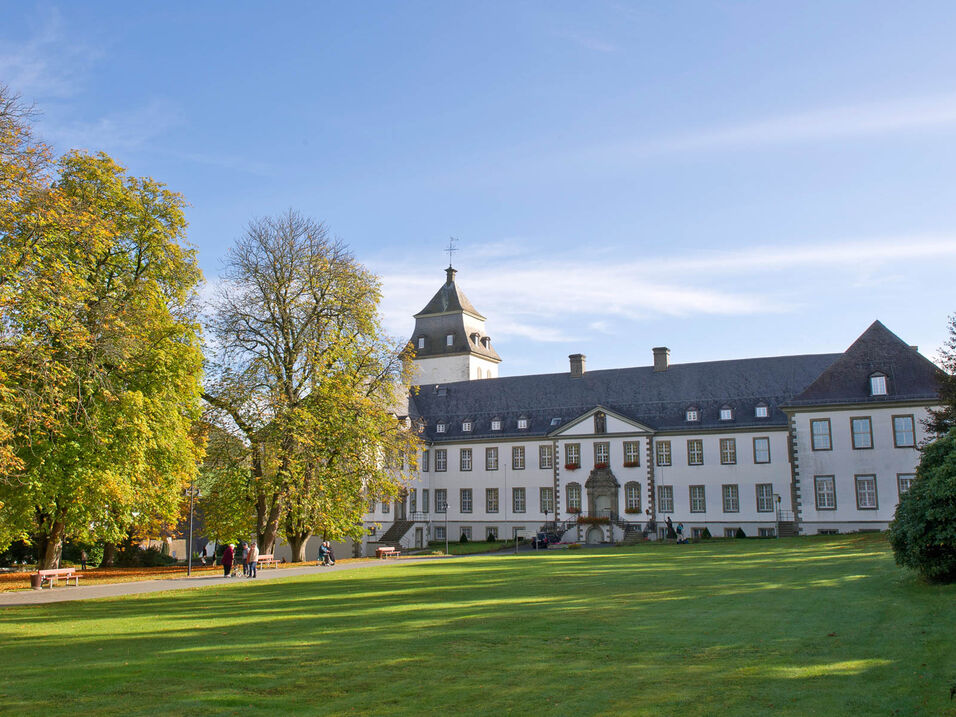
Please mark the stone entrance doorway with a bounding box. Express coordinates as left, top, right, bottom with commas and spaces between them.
586, 526, 604, 544
585, 467, 620, 518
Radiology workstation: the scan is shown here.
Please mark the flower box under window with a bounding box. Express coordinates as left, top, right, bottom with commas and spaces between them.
594, 462, 609, 469
624, 507, 642, 514
623, 461, 639, 468
565, 463, 580, 471
566, 506, 581, 514
577, 516, 610, 525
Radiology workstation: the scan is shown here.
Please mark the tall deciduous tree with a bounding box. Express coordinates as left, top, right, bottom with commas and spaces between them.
203, 211, 417, 559
0, 138, 205, 567
926, 313, 956, 435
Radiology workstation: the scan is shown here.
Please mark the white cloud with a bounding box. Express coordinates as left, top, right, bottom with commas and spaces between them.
40, 98, 185, 154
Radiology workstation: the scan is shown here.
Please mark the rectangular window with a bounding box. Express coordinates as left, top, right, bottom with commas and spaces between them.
625, 483, 641, 511
485, 446, 498, 471
719, 438, 737, 465
810, 419, 832, 451
753, 437, 771, 464
893, 415, 916, 448
491, 419, 501, 431
655, 441, 672, 466
657, 485, 674, 513
435, 449, 447, 472
486, 487, 499, 513
851, 417, 873, 449
758, 527, 776, 538
594, 442, 609, 466
566, 483, 581, 511
724, 528, 738, 538
421, 450, 429, 472
870, 375, 887, 395
382, 500, 390, 514
459, 526, 472, 541
486, 527, 498, 541
517, 418, 528, 430
897, 473, 915, 495
855, 475, 878, 510
512, 446, 525, 470
417, 337, 424, 350
722, 484, 739, 513
462, 420, 472, 432
623, 441, 640, 466
687, 439, 703, 466
691, 527, 705, 539
756, 483, 774, 512
460, 448, 472, 471
422, 489, 430, 513
814, 476, 836, 510
446, 334, 453, 346
540, 487, 554, 514
513, 487, 526, 513
539, 444, 553, 470
434, 525, 445, 540
410, 490, 417, 514
755, 405, 769, 418
565, 443, 580, 468
460, 488, 473, 513
689, 485, 706, 513
435, 488, 447, 513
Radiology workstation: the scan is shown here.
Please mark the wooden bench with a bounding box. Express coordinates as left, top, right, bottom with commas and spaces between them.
37, 567, 82, 588
256, 554, 280, 569
376, 546, 401, 559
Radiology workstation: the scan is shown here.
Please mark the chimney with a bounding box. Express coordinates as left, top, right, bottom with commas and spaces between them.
445, 266, 457, 285
653, 346, 670, 372
569, 353, 586, 378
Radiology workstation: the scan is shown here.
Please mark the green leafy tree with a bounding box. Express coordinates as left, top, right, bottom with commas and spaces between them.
0, 143, 204, 568
203, 211, 418, 559
889, 428, 956, 582
926, 313, 956, 435
196, 422, 256, 545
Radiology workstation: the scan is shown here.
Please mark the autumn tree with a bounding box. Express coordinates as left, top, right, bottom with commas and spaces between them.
0, 131, 205, 567
203, 211, 417, 559
926, 313, 956, 435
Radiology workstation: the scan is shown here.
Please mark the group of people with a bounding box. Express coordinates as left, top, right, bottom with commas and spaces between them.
219, 541, 260, 578
665, 517, 687, 544
317, 540, 336, 566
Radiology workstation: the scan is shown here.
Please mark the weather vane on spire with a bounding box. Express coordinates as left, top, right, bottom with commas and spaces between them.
445, 237, 458, 268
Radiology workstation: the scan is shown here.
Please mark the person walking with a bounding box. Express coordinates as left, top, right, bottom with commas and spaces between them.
247, 542, 259, 578
221, 544, 234, 578
79, 549, 87, 571
241, 542, 250, 577
665, 516, 677, 540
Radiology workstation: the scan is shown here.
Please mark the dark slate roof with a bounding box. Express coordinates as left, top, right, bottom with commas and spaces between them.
410, 352, 842, 442
414, 267, 483, 319
782, 320, 941, 408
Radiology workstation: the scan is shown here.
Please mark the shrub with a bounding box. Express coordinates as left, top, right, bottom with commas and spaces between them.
459, 533, 469, 543
701, 527, 712, 540
889, 429, 956, 583
567, 543, 582, 550
735, 527, 747, 539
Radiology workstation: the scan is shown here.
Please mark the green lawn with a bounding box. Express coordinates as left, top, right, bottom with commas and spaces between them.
1, 534, 954, 716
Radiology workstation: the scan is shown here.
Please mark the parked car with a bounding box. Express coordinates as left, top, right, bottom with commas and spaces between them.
530, 532, 561, 549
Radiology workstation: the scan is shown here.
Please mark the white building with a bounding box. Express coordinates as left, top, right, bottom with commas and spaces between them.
362, 267, 940, 553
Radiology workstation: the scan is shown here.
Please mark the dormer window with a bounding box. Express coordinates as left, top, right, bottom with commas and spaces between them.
462, 420, 472, 432
436, 421, 446, 434
517, 417, 528, 430
550, 417, 562, 427
417, 336, 425, 350
719, 406, 734, 421
870, 373, 887, 396
481, 337, 490, 348
685, 407, 699, 422
446, 334, 454, 347
755, 403, 769, 418
491, 418, 502, 431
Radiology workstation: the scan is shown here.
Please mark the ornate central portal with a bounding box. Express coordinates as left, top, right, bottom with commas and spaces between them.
585, 467, 620, 517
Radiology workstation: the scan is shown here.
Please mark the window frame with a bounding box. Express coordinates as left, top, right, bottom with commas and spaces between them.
517, 417, 528, 430
687, 439, 704, 466
813, 475, 836, 510
486, 487, 499, 513
850, 416, 874, 450
539, 487, 554, 514
685, 407, 700, 422
870, 373, 887, 396
810, 419, 832, 451
657, 485, 674, 513
722, 484, 739, 513
625, 481, 641, 511
854, 474, 878, 510
491, 418, 502, 431
689, 485, 706, 513
719, 406, 734, 421
755, 403, 769, 419
623, 441, 640, 466
485, 446, 499, 471
460, 448, 472, 471
755, 483, 774, 512
566, 482, 582, 512
445, 333, 454, 347
512, 445, 526, 470
460, 488, 473, 513
435, 488, 448, 513
422, 489, 430, 513
462, 420, 472, 433
539, 444, 553, 470
565, 443, 581, 469
435, 448, 447, 472
512, 487, 526, 513
892, 414, 916, 448
655, 440, 672, 467
753, 436, 771, 464
594, 441, 609, 466
719, 437, 737, 465
421, 449, 429, 472
897, 473, 915, 496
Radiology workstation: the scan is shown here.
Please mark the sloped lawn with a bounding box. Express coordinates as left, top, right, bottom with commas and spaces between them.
0, 534, 953, 716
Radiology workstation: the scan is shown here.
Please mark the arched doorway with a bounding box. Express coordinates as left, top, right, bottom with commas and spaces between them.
585, 467, 620, 518
586, 526, 604, 544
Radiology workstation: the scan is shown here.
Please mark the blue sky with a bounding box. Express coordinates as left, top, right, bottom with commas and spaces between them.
3, 2, 955, 376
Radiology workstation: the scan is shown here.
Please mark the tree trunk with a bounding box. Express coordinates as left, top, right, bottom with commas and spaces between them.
100, 542, 116, 567
260, 499, 282, 555
286, 532, 312, 562
36, 521, 65, 570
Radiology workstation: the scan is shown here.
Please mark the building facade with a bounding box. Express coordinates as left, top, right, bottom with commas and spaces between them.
363, 268, 940, 553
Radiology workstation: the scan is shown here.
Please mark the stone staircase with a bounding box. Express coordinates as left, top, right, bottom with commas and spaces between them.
377, 519, 414, 547
777, 521, 799, 538
621, 523, 645, 545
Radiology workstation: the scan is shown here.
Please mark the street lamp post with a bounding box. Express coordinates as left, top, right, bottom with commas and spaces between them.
186, 480, 198, 576
443, 495, 448, 556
